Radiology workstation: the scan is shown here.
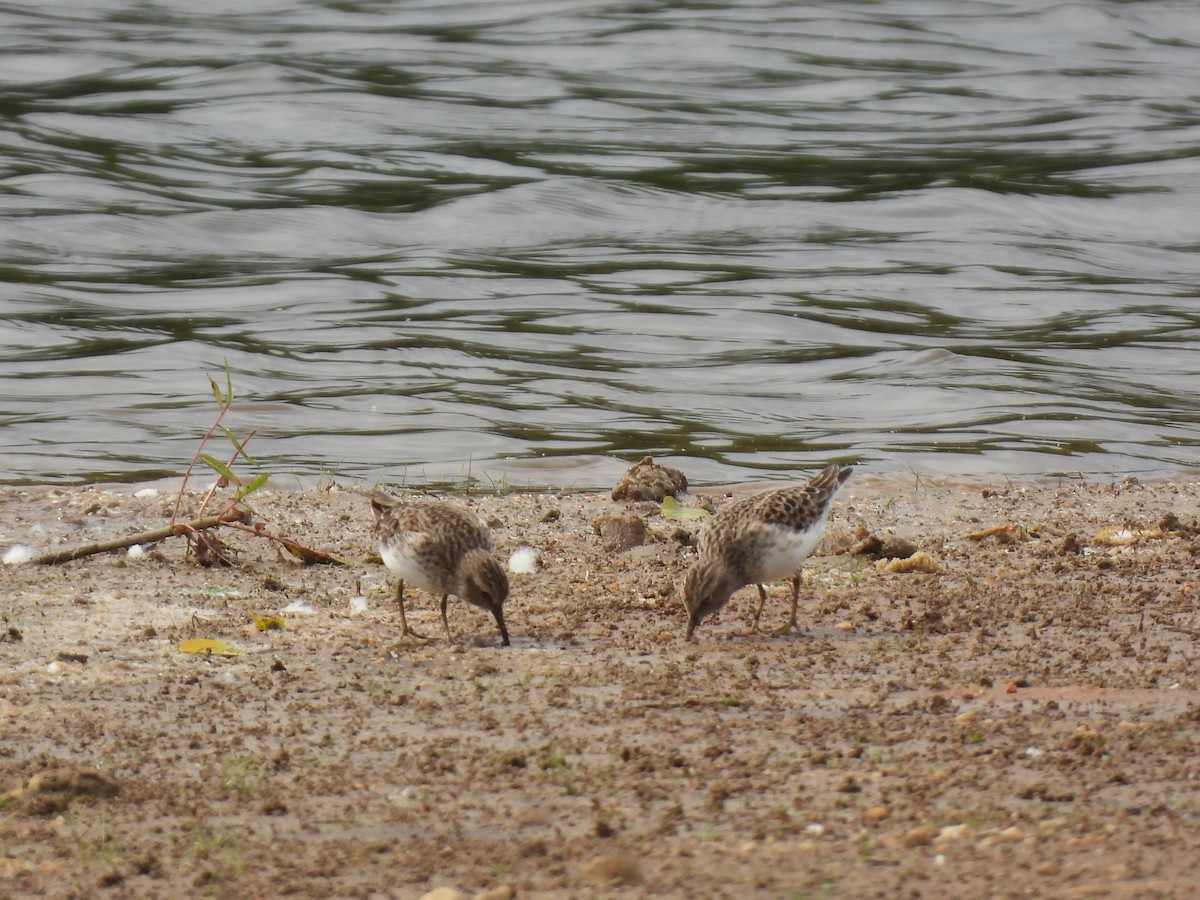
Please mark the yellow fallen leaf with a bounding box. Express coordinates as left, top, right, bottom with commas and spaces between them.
178, 638, 241, 657
661, 496, 710, 522
254, 616, 285, 632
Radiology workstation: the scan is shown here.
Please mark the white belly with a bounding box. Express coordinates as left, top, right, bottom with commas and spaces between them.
380, 541, 441, 592
755, 523, 825, 582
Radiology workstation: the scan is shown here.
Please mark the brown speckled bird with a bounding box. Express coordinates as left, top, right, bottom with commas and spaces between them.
370, 493, 510, 646
682, 464, 853, 639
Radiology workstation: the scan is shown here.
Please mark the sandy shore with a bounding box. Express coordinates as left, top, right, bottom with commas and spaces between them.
2, 472, 1199, 898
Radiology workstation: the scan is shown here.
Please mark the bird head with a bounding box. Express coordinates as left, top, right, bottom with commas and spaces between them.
682, 558, 740, 639
459, 550, 511, 646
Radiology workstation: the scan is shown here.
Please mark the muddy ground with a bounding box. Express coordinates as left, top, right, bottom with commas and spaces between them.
1, 472, 1199, 898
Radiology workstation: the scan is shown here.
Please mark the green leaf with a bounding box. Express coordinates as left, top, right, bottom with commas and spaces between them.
661, 496, 710, 522
236, 472, 269, 499
220, 426, 259, 466
199, 454, 242, 485
208, 375, 224, 406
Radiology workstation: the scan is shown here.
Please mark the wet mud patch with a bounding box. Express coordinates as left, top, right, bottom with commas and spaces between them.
2, 476, 1200, 897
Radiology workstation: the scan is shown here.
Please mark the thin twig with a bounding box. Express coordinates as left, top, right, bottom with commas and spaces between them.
171, 395, 234, 527
32, 507, 251, 566
196, 429, 258, 518
222, 521, 351, 566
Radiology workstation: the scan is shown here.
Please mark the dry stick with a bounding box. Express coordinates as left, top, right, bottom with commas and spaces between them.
32, 507, 251, 566
222, 521, 350, 566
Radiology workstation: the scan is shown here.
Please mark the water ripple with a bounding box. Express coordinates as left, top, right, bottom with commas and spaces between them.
2, 1, 1199, 485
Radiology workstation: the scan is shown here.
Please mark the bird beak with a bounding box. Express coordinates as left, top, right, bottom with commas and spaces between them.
493, 610, 511, 647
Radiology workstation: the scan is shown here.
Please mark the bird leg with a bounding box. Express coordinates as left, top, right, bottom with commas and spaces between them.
395, 580, 429, 640
748, 584, 770, 634
439, 593, 453, 642
770, 575, 804, 635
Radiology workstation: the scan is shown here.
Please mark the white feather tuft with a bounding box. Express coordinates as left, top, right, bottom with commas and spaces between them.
508, 546, 538, 574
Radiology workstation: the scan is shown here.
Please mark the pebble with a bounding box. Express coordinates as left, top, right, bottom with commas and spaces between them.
420, 889, 467, 900
999, 825, 1024, 843
474, 888, 515, 900
936, 823, 970, 844
903, 825, 940, 847
863, 806, 890, 824
579, 851, 643, 887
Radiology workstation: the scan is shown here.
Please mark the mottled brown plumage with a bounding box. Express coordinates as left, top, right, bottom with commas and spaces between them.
370, 493, 510, 646
683, 464, 853, 638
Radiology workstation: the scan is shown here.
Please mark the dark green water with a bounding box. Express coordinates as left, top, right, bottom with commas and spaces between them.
2, 1, 1199, 487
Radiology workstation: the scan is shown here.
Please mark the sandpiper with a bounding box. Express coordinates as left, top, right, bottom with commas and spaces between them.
682, 464, 853, 639
369, 493, 511, 646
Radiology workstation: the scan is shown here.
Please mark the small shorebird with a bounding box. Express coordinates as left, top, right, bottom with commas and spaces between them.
682, 464, 853, 639
369, 493, 511, 646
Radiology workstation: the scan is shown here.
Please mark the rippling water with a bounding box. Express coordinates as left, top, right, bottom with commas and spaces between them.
3, 1, 1199, 487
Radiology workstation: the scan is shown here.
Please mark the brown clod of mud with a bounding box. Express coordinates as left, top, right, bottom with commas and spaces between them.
849, 532, 919, 560
592, 513, 649, 552
5, 766, 120, 815
611, 455, 688, 501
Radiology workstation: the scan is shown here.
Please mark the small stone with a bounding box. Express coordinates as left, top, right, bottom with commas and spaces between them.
420, 889, 467, 900
474, 888, 515, 900
903, 825, 940, 847
579, 852, 643, 887
834, 620, 855, 632
936, 823, 970, 844
1005, 681, 1018, 694
880, 536, 919, 559
863, 806, 890, 825
1056, 532, 1083, 555
999, 825, 1024, 843
836, 774, 861, 794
